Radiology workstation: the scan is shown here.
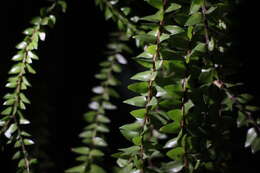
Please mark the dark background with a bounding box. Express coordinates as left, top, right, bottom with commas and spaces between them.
1, 0, 260, 172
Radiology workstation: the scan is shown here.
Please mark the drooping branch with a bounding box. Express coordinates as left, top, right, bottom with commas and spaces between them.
0, 1, 66, 172
65, 32, 130, 173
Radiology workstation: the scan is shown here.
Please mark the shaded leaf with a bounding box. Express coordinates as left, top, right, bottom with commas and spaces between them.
165, 3, 182, 13
164, 25, 184, 35
190, 0, 203, 14
185, 12, 203, 26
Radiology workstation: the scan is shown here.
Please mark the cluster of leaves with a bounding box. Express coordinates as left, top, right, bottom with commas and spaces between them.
1, 0, 259, 173
65, 33, 131, 173
95, 0, 260, 173
0, 1, 66, 172
95, 0, 140, 36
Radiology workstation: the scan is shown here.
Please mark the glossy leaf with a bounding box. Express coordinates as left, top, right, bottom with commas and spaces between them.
93, 137, 107, 147
72, 147, 90, 154
131, 71, 157, 81
164, 25, 184, 35
190, 0, 203, 14
185, 12, 203, 26
141, 10, 163, 22
123, 96, 146, 107
167, 147, 185, 161
145, 0, 163, 9
165, 3, 182, 13
245, 128, 257, 148
160, 122, 180, 134
130, 109, 147, 119
128, 82, 148, 94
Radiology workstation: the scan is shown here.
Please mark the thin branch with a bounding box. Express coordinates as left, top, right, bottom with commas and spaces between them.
103, 0, 139, 33
140, 1, 168, 172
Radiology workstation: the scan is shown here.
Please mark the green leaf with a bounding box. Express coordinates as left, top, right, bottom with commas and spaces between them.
65, 164, 86, 173
133, 34, 157, 44
16, 41, 27, 49
167, 109, 183, 122
12, 151, 21, 160
251, 138, 260, 153
237, 111, 247, 128
120, 123, 141, 141
90, 149, 104, 157
12, 53, 24, 61
131, 71, 157, 81
30, 17, 42, 25
237, 93, 254, 104
105, 7, 113, 20
245, 128, 257, 148
4, 124, 17, 138
187, 26, 193, 40
165, 3, 182, 13
41, 17, 49, 25
23, 139, 34, 145
160, 122, 180, 134
20, 93, 30, 104
141, 10, 163, 22
19, 117, 30, 125
26, 64, 36, 74
23, 28, 34, 35
9, 63, 23, 74
206, 6, 217, 14
18, 159, 26, 168
130, 109, 147, 119
132, 136, 142, 145
147, 44, 157, 55
185, 12, 203, 26
147, 97, 158, 106
164, 25, 184, 35
245, 105, 260, 112
72, 147, 90, 154
84, 112, 96, 123
167, 147, 185, 161
21, 131, 31, 136
145, 0, 163, 9
49, 15, 56, 25
163, 161, 184, 173
117, 158, 129, 167
79, 131, 93, 138
190, 0, 203, 14
199, 69, 216, 84
57, 0, 67, 13
136, 52, 153, 60
192, 42, 207, 53
160, 33, 170, 42
164, 137, 178, 149
128, 82, 148, 94
118, 146, 141, 155
93, 137, 107, 147
2, 107, 12, 115
121, 7, 131, 15
39, 32, 46, 41
96, 124, 110, 133
96, 115, 110, 123
123, 96, 146, 107
90, 164, 106, 173
184, 100, 194, 114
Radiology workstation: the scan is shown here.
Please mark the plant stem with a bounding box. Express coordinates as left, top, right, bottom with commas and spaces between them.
140, 1, 167, 172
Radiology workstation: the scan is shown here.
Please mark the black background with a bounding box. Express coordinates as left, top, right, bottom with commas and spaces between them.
1, 0, 260, 172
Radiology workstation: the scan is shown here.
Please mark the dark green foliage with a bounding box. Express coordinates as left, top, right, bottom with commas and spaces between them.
1, 0, 259, 173
94, 0, 260, 173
